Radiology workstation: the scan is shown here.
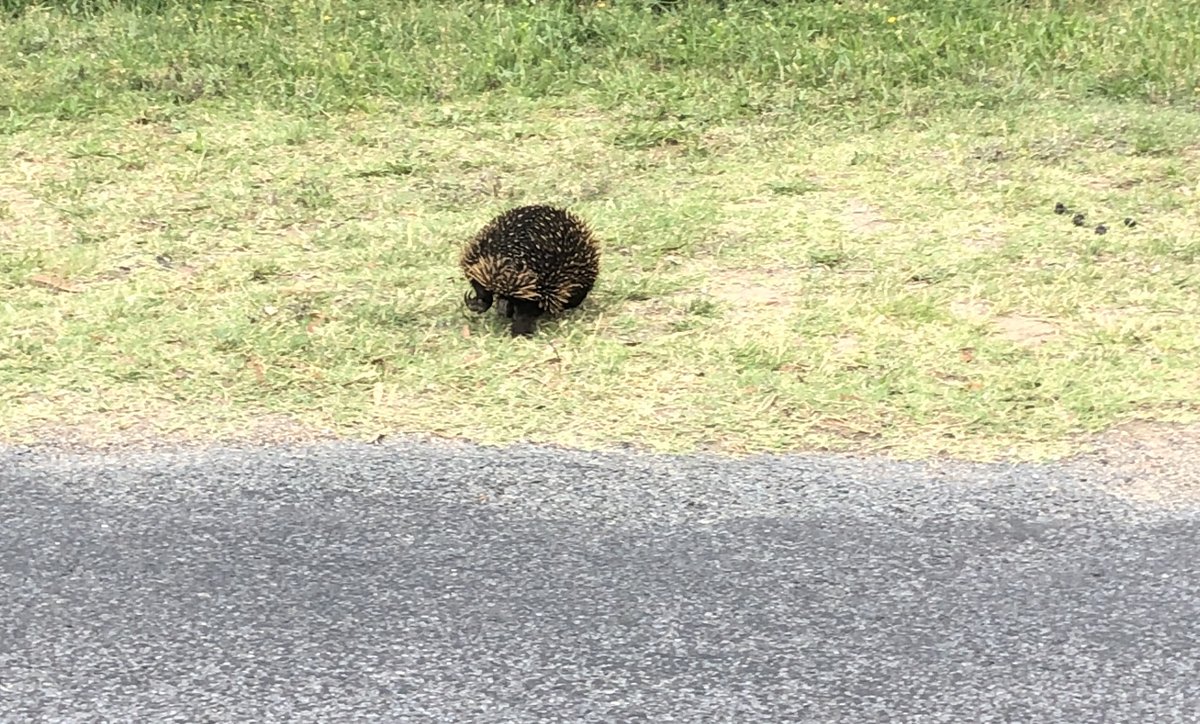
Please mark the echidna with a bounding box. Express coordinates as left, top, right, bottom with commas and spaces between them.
459, 204, 601, 337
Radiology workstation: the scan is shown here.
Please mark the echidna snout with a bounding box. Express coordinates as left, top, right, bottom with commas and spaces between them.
463, 280, 493, 314
463, 291, 489, 314
459, 204, 601, 337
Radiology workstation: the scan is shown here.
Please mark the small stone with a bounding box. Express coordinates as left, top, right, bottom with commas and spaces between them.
1054, 202, 1068, 215
1095, 224, 1108, 235
1072, 212, 1086, 227
1123, 217, 1137, 228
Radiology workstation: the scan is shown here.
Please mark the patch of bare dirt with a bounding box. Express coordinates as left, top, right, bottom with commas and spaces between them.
713, 198, 773, 245
1084, 306, 1150, 324
1072, 420, 1200, 509
839, 198, 893, 236
3, 413, 342, 455
991, 315, 1061, 348
0, 184, 74, 243
949, 300, 992, 320
606, 294, 693, 340
0, 157, 77, 246
948, 300, 1062, 348
0, 184, 43, 218
705, 268, 796, 326
1083, 175, 1145, 191
958, 223, 1007, 252
831, 335, 861, 356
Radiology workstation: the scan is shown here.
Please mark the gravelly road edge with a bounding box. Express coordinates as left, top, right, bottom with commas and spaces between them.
2, 433, 1196, 525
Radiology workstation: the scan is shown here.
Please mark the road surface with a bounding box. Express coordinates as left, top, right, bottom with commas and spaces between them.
2, 438, 1198, 722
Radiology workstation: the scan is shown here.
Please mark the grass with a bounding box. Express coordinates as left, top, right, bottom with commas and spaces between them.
2, 0, 1199, 460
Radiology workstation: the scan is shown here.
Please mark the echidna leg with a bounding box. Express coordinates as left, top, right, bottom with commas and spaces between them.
464, 281, 493, 314
508, 299, 542, 337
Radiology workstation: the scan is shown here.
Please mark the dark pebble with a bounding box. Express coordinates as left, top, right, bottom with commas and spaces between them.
1124, 217, 1137, 228
1072, 213, 1086, 227
1054, 202, 1068, 215
1095, 224, 1108, 235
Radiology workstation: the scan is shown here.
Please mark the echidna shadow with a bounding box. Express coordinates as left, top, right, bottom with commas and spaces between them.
459, 204, 601, 337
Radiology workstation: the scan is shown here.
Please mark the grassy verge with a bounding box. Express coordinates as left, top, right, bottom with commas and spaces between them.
2, 1, 1199, 460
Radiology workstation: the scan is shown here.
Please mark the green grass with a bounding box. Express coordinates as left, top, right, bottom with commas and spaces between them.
2, 0, 1199, 460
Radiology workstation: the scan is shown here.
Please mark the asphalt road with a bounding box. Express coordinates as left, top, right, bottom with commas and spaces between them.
2, 438, 1199, 722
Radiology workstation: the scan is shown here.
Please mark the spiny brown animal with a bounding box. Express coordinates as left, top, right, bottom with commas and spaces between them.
460, 204, 601, 337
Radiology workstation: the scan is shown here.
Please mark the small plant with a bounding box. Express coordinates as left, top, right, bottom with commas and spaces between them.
807, 246, 850, 269
351, 161, 417, 179
294, 179, 334, 210
768, 179, 821, 196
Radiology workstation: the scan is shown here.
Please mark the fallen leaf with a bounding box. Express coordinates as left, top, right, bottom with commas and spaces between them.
245, 358, 266, 383
29, 273, 81, 293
